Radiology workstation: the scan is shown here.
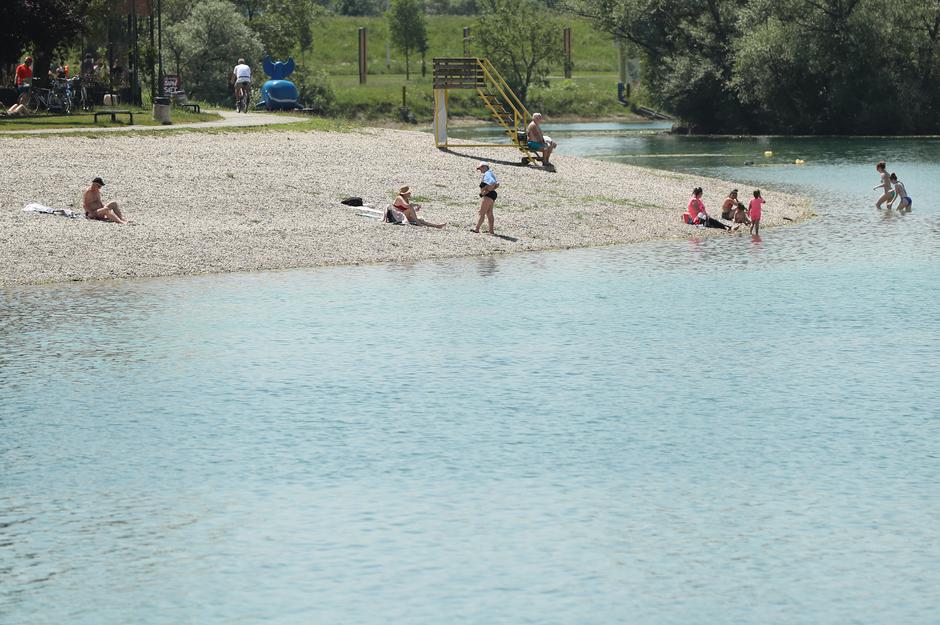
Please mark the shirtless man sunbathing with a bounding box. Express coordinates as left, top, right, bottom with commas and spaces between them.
83, 177, 128, 224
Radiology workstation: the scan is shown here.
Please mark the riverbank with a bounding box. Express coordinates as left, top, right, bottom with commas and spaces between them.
0, 126, 813, 286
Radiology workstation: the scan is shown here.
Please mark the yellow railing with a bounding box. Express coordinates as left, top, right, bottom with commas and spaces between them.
475, 58, 537, 161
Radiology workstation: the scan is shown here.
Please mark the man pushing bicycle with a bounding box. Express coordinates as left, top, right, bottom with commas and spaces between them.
230, 58, 251, 112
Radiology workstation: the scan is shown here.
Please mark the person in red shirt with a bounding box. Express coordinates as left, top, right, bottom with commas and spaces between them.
5, 56, 33, 115
15, 57, 33, 104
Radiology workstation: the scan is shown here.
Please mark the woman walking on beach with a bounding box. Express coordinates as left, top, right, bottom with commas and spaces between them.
687, 187, 730, 231
472, 162, 499, 234
874, 161, 894, 209
749, 189, 765, 236
393, 186, 445, 228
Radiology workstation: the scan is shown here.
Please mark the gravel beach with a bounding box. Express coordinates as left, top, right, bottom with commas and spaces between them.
0, 126, 813, 286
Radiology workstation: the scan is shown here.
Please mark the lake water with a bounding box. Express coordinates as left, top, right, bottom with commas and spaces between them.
2, 125, 938, 625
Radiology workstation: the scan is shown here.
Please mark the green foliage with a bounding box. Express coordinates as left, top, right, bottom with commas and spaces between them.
567, 0, 940, 133
165, 0, 263, 104
293, 67, 337, 112
1, 0, 91, 84
387, 0, 428, 79
254, 0, 323, 63
476, 0, 564, 102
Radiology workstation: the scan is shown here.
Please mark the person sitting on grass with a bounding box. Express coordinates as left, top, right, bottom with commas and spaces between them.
526, 112, 557, 168
83, 177, 128, 224
393, 186, 445, 228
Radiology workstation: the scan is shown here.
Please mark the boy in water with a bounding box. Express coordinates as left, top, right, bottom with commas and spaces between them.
873, 161, 894, 209
890, 173, 912, 211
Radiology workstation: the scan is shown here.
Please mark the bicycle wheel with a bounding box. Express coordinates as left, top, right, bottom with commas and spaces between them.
25, 90, 40, 114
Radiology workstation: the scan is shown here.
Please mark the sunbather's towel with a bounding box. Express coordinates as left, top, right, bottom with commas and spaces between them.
23, 203, 80, 219
384, 204, 407, 225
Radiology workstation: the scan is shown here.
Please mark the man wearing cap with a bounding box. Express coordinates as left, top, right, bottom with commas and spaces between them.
526, 112, 557, 168
472, 162, 499, 234
83, 178, 128, 224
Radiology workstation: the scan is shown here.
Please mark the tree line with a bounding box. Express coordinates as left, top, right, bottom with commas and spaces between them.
566, 0, 940, 133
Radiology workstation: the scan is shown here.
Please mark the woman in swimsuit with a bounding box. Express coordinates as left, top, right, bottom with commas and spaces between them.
687, 187, 730, 231
472, 162, 499, 234
889, 173, 912, 211
393, 186, 445, 228
873, 161, 895, 209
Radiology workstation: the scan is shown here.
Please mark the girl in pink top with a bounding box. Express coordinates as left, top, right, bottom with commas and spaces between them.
748, 189, 765, 235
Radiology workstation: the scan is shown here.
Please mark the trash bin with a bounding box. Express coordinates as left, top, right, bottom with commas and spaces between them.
152, 96, 171, 125
171, 90, 187, 105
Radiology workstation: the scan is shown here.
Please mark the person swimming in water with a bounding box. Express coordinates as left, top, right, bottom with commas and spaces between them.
873, 161, 895, 209
889, 173, 912, 212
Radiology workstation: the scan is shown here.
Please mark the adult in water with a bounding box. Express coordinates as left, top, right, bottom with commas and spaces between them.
873, 161, 894, 209
687, 187, 730, 231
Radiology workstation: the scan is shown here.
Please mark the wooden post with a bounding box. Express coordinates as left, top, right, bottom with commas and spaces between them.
402, 85, 407, 107
563, 27, 572, 79
358, 27, 367, 85
463, 27, 470, 57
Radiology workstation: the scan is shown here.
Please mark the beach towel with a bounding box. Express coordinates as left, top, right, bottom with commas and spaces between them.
23, 203, 80, 219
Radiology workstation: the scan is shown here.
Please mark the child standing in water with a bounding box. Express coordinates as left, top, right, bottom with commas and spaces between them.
748, 189, 765, 235
873, 161, 894, 209
890, 173, 912, 211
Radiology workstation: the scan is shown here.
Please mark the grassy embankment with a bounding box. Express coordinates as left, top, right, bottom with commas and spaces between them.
0, 107, 221, 132
305, 15, 636, 121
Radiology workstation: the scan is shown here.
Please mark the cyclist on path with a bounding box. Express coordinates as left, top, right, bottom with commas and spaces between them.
231, 58, 251, 111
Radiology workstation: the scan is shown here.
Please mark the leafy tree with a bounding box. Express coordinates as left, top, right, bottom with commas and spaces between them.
255, 0, 322, 64
387, 0, 427, 80
337, 0, 382, 16
166, 0, 263, 103
0, 0, 90, 87
476, 0, 563, 102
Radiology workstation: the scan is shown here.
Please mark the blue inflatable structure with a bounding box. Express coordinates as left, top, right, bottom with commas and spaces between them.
259, 56, 299, 111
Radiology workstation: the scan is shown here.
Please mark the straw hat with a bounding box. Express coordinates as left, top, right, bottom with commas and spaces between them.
399, 186, 411, 195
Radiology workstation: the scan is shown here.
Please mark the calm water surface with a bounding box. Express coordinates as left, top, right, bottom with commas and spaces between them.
2, 128, 938, 625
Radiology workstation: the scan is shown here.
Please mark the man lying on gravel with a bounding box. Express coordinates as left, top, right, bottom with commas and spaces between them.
83, 177, 128, 224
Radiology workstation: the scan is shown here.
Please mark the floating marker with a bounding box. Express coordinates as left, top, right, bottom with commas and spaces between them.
764, 150, 773, 157
795, 159, 805, 165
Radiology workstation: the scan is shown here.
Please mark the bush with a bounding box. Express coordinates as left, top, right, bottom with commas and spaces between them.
293, 68, 337, 113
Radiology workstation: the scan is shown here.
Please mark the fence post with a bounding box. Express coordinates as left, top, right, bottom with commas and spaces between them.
358, 27, 367, 85
463, 27, 470, 57
563, 27, 572, 79
402, 85, 407, 108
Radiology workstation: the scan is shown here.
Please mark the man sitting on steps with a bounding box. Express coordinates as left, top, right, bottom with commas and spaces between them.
526, 112, 558, 168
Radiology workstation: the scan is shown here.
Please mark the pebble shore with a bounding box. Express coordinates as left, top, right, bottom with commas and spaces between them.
0, 127, 813, 286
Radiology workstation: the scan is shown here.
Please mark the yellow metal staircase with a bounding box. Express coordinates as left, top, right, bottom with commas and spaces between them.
432, 57, 540, 164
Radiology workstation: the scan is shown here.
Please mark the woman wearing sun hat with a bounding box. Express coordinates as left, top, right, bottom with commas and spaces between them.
472, 162, 499, 234
393, 186, 445, 228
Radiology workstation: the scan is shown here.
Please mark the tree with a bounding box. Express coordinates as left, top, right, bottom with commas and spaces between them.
476, 0, 563, 102
388, 0, 428, 80
255, 0, 322, 64
166, 0, 263, 103
0, 0, 90, 87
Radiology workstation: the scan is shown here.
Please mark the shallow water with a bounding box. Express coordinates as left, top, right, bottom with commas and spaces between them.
2, 128, 939, 625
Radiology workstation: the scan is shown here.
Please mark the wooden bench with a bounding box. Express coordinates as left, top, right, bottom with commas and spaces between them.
178, 103, 200, 114
93, 109, 134, 124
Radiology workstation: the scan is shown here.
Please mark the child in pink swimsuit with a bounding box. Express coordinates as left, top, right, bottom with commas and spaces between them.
748, 189, 765, 235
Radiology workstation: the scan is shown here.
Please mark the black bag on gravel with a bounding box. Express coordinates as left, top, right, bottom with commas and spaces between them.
341, 197, 364, 206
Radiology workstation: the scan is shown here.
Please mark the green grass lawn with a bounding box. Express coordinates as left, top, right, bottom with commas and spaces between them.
308, 15, 620, 76
0, 107, 222, 132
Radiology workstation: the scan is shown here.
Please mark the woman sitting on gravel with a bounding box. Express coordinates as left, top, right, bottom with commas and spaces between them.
685, 187, 730, 231
392, 186, 445, 228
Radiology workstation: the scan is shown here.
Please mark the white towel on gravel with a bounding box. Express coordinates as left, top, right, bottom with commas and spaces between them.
23, 203, 80, 219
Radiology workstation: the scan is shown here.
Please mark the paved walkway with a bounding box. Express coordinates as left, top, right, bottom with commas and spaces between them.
0, 110, 305, 135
